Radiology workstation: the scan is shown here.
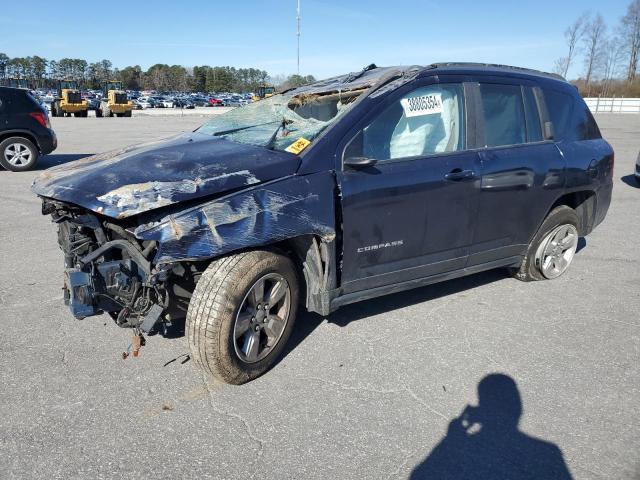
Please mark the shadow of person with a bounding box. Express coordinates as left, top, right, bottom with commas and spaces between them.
411, 374, 573, 480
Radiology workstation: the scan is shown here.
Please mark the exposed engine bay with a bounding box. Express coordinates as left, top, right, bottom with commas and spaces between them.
45, 198, 197, 335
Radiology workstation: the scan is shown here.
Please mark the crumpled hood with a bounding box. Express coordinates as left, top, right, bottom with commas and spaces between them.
32, 132, 300, 218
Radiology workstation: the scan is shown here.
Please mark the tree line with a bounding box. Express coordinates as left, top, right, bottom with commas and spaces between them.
0, 54, 316, 93
555, 0, 640, 96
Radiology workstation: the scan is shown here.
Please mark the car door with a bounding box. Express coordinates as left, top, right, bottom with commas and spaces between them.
337, 79, 481, 294
468, 80, 566, 266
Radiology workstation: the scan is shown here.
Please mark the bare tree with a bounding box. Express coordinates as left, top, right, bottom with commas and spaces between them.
621, 0, 640, 81
602, 36, 625, 95
583, 14, 607, 95
557, 13, 589, 78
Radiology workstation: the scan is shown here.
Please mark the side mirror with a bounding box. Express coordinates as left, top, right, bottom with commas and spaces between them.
343, 156, 377, 168
543, 121, 554, 140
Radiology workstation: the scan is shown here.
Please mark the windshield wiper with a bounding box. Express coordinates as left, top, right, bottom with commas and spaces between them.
212, 120, 280, 137
265, 118, 294, 150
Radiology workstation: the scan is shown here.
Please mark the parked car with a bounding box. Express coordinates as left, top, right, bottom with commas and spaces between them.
160, 97, 174, 108
151, 96, 165, 108
1, 86, 57, 171
190, 96, 209, 107
208, 97, 223, 107
223, 97, 242, 107
31, 63, 613, 383
85, 97, 100, 112
136, 97, 154, 109
173, 98, 195, 109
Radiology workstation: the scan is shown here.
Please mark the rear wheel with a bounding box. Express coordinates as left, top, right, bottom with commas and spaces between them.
101, 102, 111, 117
513, 205, 580, 281
124, 110, 132, 117
187, 250, 299, 384
0, 136, 39, 171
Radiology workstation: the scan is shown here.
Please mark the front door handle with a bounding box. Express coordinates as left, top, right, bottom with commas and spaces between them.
444, 169, 475, 181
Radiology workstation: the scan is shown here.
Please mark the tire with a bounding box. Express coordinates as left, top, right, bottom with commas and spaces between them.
101, 102, 111, 118
512, 205, 580, 282
187, 250, 299, 384
95, 108, 102, 118
124, 110, 132, 117
0, 136, 39, 171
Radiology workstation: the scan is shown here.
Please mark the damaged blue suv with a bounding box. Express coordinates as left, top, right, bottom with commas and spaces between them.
32, 63, 613, 384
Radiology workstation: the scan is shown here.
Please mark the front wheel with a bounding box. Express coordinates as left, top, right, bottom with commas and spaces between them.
512, 205, 580, 281
187, 250, 299, 384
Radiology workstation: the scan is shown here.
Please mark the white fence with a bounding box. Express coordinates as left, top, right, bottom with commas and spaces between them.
584, 97, 640, 113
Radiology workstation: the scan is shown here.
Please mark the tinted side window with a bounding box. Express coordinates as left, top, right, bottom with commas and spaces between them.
574, 98, 602, 140
479, 84, 526, 147
345, 83, 465, 161
542, 89, 573, 141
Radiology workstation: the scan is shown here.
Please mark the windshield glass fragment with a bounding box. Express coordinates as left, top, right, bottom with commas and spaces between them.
197, 88, 367, 152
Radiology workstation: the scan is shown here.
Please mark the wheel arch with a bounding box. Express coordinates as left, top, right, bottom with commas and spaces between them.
0, 130, 41, 152
269, 234, 337, 316
547, 190, 597, 236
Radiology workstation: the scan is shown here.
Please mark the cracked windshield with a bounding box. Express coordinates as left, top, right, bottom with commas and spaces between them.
197, 90, 360, 152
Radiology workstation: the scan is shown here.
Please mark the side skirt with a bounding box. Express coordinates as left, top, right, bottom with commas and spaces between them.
327, 256, 522, 312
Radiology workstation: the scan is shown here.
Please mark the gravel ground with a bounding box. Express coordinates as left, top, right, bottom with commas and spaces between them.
0, 114, 638, 479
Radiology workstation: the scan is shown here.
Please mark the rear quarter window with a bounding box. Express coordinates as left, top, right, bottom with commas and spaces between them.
543, 88, 601, 141
574, 98, 602, 140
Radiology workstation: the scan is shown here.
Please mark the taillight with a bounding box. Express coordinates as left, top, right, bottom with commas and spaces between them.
30, 111, 50, 129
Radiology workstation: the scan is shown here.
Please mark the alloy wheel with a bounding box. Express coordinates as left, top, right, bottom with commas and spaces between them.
4, 143, 32, 167
535, 224, 579, 279
233, 273, 291, 363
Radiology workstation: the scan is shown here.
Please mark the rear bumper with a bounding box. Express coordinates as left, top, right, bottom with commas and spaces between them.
38, 130, 57, 154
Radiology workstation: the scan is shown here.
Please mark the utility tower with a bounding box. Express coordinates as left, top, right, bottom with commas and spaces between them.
297, 0, 301, 76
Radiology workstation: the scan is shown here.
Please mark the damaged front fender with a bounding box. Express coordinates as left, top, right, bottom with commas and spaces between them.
133, 172, 337, 263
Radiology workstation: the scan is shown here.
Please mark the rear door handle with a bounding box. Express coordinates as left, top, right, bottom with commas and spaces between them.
444, 169, 475, 181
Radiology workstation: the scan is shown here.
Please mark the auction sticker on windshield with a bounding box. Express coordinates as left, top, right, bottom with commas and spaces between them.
400, 92, 443, 118
285, 137, 311, 154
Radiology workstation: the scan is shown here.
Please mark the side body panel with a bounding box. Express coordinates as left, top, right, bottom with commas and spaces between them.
470, 143, 565, 265
135, 172, 337, 264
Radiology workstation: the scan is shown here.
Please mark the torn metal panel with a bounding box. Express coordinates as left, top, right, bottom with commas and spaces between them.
134, 172, 337, 263
31, 133, 299, 218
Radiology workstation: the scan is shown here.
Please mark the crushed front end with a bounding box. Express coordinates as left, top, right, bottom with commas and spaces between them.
43, 198, 193, 334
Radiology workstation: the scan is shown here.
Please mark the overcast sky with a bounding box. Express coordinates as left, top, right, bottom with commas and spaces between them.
0, 0, 631, 79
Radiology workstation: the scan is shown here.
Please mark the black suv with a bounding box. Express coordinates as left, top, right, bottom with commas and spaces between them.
32, 63, 613, 384
0, 87, 57, 171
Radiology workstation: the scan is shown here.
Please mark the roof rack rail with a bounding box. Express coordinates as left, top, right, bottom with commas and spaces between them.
425, 62, 566, 82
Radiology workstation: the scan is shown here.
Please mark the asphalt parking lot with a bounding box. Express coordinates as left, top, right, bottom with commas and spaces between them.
1, 114, 638, 479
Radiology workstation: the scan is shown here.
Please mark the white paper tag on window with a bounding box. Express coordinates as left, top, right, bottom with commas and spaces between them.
400, 93, 443, 117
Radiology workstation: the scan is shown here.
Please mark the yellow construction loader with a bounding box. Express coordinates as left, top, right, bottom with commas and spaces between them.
97, 81, 134, 117
51, 80, 89, 117
252, 85, 275, 102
